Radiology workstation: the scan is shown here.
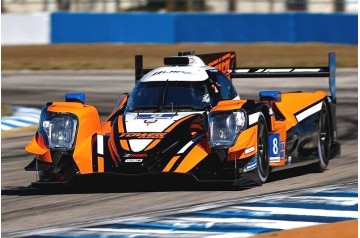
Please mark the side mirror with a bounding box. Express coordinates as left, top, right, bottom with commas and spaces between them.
106, 93, 129, 122
65, 92, 86, 104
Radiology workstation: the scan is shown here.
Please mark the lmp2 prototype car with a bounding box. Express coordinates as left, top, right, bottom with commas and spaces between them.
25, 51, 340, 187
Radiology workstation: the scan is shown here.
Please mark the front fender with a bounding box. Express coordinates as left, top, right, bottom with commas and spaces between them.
25, 101, 102, 175
25, 134, 47, 156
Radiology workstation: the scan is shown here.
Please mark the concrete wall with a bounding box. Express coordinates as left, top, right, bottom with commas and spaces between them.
2, 13, 50, 45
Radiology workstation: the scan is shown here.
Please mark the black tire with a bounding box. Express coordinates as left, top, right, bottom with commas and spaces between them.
316, 104, 331, 172
256, 114, 270, 185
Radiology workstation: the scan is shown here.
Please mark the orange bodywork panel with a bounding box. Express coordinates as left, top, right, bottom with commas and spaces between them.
117, 115, 131, 151
228, 126, 258, 161
97, 156, 105, 173
25, 134, 47, 156
274, 91, 326, 131
144, 139, 161, 151
101, 121, 112, 134
25, 133, 52, 163
174, 145, 208, 173
269, 114, 276, 133
211, 100, 247, 112
32, 102, 102, 174
105, 95, 128, 122
211, 100, 257, 161
163, 155, 180, 172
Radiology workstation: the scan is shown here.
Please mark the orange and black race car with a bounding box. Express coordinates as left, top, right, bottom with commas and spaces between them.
25, 51, 340, 187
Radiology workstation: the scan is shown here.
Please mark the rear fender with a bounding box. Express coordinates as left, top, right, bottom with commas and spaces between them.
325, 96, 338, 143
274, 91, 326, 131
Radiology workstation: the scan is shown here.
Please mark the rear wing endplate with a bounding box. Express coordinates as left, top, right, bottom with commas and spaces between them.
231, 52, 336, 103
135, 55, 152, 84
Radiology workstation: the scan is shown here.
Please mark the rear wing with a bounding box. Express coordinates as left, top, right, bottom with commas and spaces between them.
135, 52, 336, 102
231, 52, 336, 103
135, 51, 237, 83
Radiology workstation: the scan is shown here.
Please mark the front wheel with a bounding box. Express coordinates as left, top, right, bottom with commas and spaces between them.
256, 114, 269, 185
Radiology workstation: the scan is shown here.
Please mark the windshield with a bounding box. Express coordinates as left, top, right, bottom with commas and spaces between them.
125, 81, 217, 112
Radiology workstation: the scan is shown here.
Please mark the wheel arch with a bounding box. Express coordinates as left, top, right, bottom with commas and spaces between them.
259, 104, 272, 132
323, 96, 337, 143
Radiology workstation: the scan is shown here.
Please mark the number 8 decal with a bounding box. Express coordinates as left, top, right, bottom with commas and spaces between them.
269, 134, 280, 162
272, 137, 278, 155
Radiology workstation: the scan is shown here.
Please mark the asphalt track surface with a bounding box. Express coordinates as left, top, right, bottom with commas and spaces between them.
1, 69, 358, 236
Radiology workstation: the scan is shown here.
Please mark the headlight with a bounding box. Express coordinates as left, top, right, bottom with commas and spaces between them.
40, 109, 78, 150
209, 110, 247, 149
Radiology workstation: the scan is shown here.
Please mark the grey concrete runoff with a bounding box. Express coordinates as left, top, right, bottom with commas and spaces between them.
1, 69, 357, 236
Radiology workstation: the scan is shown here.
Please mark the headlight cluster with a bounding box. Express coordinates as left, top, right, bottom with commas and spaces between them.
209, 110, 247, 149
40, 109, 78, 150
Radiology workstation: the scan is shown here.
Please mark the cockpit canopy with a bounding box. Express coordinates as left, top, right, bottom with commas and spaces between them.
125, 69, 238, 113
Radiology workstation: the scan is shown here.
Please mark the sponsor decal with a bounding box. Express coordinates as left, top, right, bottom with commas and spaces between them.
295, 101, 323, 122
137, 114, 154, 119
243, 157, 257, 173
248, 112, 259, 126
144, 119, 157, 124
123, 153, 148, 162
119, 132, 167, 139
159, 114, 174, 118
269, 134, 281, 162
287, 156, 292, 165
207, 53, 235, 77
280, 141, 285, 159
152, 70, 191, 76
125, 159, 143, 163
270, 158, 281, 163
244, 146, 255, 155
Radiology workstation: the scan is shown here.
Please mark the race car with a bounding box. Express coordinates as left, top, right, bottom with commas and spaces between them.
25, 51, 340, 187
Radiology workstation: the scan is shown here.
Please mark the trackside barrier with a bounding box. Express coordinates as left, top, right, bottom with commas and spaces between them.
1, 12, 357, 45
2, 13, 50, 45
51, 12, 357, 45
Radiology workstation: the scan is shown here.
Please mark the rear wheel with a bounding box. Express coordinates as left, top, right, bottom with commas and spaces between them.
256, 114, 269, 185
316, 104, 331, 172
